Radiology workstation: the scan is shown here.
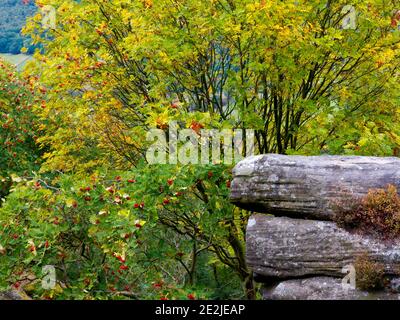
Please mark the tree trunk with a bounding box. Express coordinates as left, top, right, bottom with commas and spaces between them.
243, 272, 256, 300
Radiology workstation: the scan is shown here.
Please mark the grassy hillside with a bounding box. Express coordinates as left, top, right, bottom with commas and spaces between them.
0, 53, 32, 70
0, 0, 37, 54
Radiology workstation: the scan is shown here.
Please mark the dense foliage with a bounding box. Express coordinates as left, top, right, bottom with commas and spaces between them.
23, 0, 400, 165
0, 59, 42, 199
0, 0, 400, 300
0, 0, 36, 54
0, 162, 245, 299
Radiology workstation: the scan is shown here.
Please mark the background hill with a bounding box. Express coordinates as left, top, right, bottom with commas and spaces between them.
0, 0, 37, 54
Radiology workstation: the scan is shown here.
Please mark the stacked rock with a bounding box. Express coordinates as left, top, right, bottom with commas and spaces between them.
231, 154, 400, 300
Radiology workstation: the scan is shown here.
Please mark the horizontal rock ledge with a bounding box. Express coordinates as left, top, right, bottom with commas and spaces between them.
262, 277, 400, 300
231, 154, 400, 220
0, 290, 30, 300
247, 214, 400, 279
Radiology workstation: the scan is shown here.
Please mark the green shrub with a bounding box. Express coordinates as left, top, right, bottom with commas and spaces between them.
354, 254, 385, 291
0, 164, 247, 300
0, 59, 43, 199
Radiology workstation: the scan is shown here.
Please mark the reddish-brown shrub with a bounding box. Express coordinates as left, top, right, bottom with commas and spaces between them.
334, 185, 400, 239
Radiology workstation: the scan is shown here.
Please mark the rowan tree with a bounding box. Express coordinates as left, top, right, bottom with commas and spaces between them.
0, 59, 42, 199
10, 0, 400, 299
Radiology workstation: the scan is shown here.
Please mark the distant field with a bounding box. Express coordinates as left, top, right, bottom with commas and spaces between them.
0, 53, 33, 70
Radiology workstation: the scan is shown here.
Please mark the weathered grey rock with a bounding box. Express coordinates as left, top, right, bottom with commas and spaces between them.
390, 278, 400, 293
247, 214, 400, 279
262, 277, 400, 300
0, 290, 29, 300
231, 154, 400, 220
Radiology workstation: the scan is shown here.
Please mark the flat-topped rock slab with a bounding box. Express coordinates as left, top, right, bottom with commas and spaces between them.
247, 214, 400, 279
262, 277, 400, 300
231, 154, 400, 220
